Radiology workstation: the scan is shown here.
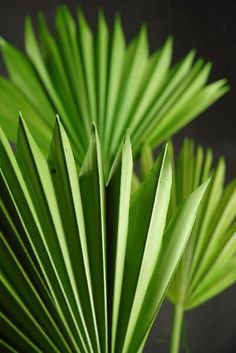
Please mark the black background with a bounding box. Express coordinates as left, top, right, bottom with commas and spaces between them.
0, 1, 236, 352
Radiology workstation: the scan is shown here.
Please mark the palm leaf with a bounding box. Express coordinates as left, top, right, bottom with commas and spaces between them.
0, 5, 229, 175
143, 140, 236, 352
138, 140, 236, 311
168, 139, 236, 309
0, 118, 208, 352
138, 141, 236, 353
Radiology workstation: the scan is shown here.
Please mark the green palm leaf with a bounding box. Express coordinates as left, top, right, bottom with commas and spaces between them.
138, 139, 236, 353
0, 118, 208, 352
138, 140, 236, 352
0, 5, 228, 174
168, 139, 236, 310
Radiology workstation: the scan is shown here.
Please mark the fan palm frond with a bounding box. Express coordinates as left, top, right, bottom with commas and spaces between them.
139, 140, 236, 353
0, 5, 229, 174
168, 139, 236, 353
0, 117, 208, 352
168, 139, 236, 310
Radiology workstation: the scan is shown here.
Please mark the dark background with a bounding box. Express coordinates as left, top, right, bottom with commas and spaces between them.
0, 0, 236, 352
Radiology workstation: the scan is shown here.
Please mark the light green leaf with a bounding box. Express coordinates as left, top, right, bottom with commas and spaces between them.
0, 118, 210, 352
168, 139, 236, 310
79, 125, 108, 353
0, 8, 228, 173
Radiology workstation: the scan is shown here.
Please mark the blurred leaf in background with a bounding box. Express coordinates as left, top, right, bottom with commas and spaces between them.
138, 140, 236, 353
0, 5, 229, 175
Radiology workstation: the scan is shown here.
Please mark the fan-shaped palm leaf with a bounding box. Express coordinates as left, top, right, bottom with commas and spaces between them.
138, 140, 236, 353
0, 5, 229, 174
166, 139, 236, 353
168, 139, 236, 302
0, 118, 208, 352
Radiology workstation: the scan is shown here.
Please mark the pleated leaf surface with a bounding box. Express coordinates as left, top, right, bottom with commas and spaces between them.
167, 139, 236, 309
0, 5, 229, 174
0, 119, 208, 352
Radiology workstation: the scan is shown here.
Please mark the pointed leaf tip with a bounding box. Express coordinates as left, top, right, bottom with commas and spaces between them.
199, 177, 211, 194
0, 36, 6, 48
123, 135, 132, 150
18, 112, 26, 130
